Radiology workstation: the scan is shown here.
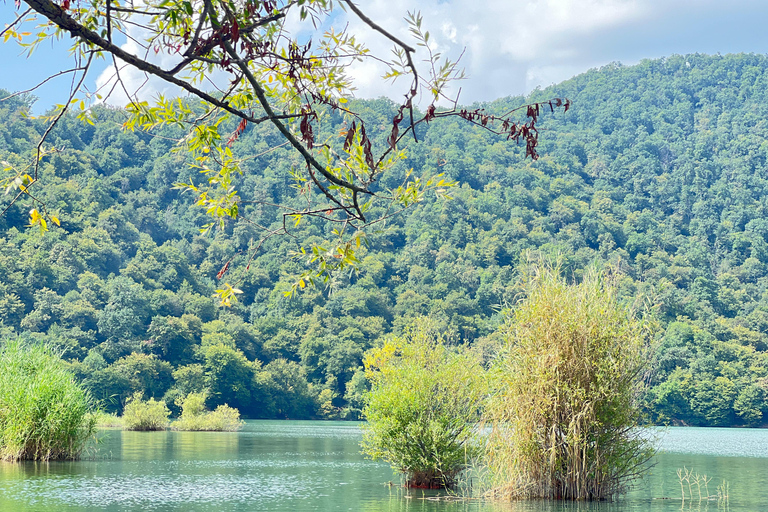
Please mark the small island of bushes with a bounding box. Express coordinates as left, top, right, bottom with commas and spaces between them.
98, 391, 244, 432
362, 261, 657, 501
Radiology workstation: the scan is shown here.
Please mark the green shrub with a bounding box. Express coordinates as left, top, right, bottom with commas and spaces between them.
170, 391, 244, 431
361, 319, 487, 488
93, 411, 123, 428
485, 264, 655, 500
122, 393, 170, 431
0, 339, 97, 461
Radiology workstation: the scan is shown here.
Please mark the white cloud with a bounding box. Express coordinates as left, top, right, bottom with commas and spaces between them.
327, 0, 768, 104
95, 26, 186, 107
323, 0, 646, 105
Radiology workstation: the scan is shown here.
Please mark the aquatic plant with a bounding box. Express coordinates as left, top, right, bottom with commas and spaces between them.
361, 318, 487, 489
0, 339, 96, 461
485, 263, 656, 500
170, 391, 244, 432
122, 393, 170, 431
676, 467, 729, 505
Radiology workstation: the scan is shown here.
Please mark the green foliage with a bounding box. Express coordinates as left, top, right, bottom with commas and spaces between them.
485, 263, 655, 500
5, 54, 768, 425
122, 392, 171, 431
171, 391, 244, 432
112, 352, 174, 399
0, 339, 96, 461
200, 343, 256, 412
361, 318, 487, 488
93, 411, 123, 428
258, 358, 317, 419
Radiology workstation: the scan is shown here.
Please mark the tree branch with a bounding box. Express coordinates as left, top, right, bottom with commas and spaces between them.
201, 0, 369, 210
22, 0, 263, 125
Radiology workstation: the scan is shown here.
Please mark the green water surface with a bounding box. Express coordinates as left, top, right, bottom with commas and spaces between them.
0, 422, 762, 512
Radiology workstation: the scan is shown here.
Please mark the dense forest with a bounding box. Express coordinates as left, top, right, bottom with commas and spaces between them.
2, 53, 768, 426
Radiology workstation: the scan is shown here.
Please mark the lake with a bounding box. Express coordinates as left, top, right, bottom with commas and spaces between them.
0, 421, 763, 512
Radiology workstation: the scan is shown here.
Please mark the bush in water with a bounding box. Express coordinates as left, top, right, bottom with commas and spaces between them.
485, 263, 656, 500
122, 393, 170, 431
361, 318, 487, 488
171, 391, 244, 432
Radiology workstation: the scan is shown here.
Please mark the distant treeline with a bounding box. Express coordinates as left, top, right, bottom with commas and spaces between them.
2, 52, 768, 425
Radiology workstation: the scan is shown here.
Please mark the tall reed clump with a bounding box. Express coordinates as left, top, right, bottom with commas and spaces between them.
171, 391, 244, 431
485, 264, 655, 501
361, 318, 487, 489
122, 393, 170, 431
0, 339, 97, 461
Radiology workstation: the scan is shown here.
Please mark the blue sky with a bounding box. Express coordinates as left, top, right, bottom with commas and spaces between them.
3, 0, 768, 113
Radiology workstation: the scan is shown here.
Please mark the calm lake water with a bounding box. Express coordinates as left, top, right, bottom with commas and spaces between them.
0, 421, 762, 512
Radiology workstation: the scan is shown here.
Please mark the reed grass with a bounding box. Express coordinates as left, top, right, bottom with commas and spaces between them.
170, 391, 244, 431
122, 393, 170, 431
485, 263, 655, 501
0, 339, 97, 461
676, 467, 729, 505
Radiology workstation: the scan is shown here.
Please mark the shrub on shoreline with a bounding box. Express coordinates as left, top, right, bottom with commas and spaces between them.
0, 339, 96, 461
170, 391, 244, 431
122, 393, 170, 431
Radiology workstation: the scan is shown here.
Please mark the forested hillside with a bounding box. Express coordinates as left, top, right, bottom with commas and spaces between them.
2, 53, 768, 426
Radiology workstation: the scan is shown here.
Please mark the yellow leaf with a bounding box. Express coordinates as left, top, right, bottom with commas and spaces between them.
299, 279, 306, 289
50, 215, 60, 226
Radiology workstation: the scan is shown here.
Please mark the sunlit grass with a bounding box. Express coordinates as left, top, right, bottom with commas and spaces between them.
0, 339, 97, 461
485, 262, 656, 500
122, 393, 170, 431
93, 412, 123, 429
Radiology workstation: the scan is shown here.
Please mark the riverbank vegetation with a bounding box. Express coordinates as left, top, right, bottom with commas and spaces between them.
2, 53, 768, 425
0, 340, 96, 460
93, 412, 123, 428
361, 264, 656, 499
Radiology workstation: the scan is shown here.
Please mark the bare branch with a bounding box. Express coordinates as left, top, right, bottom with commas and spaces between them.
1, 65, 87, 103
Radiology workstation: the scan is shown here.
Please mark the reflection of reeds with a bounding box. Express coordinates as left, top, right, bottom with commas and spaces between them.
717, 480, 729, 506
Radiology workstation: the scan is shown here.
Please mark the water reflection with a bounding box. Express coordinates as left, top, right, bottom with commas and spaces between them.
119, 430, 242, 461
0, 423, 760, 512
